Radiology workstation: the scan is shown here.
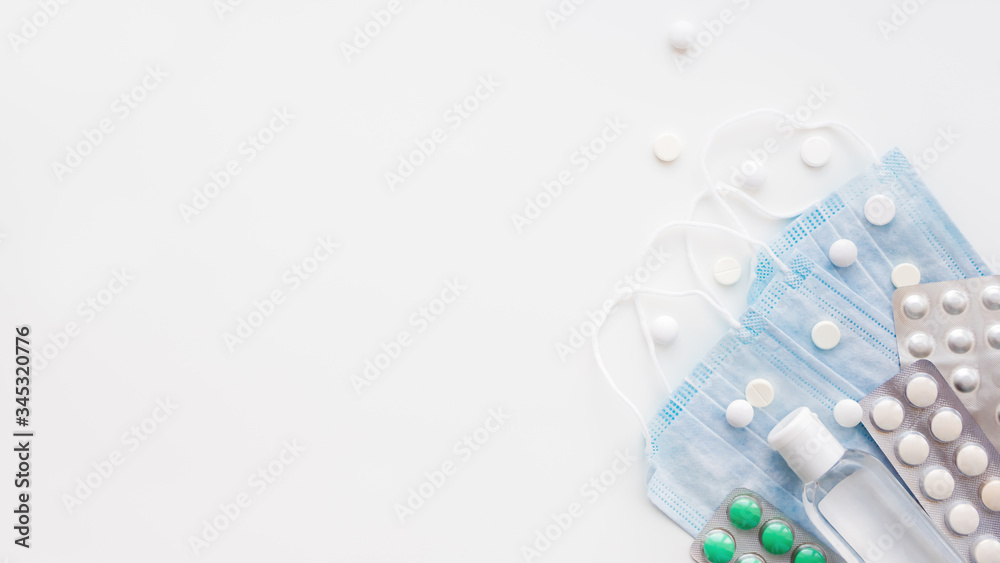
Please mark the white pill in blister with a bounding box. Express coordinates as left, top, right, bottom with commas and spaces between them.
865, 195, 896, 226
812, 321, 841, 350
892, 263, 921, 288
931, 408, 963, 442
956, 443, 990, 477
948, 328, 975, 354
988, 326, 1000, 350
982, 480, 1000, 511
668, 20, 696, 50
727, 400, 754, 428
829, 239, 857, 268
741, 160, 767, 190
653, 133, 682, 162
942, 289, 969, 315
872, 398, 905, 431
973, 538, 1000, 563
896, 432, 930, 466
984, 286, 1000, 311
834, 399, 863, 428
713, 257, 742, 286
922, 467, 956, 500
801, 137, 831, 167
906, 333, 934, 358
947, 503, 980, 535
953, 367, 981, 393
650, 315, 679, 346
901, 294, 930, 320
745, 379, 774, 408
905, 375, 938, 407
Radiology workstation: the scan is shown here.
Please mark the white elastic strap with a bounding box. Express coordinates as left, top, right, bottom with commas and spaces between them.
592, 287, 741, 447
645, 219, 792, 277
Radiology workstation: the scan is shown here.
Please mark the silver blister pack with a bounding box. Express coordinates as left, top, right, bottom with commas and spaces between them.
860, 360, 1000, 562
893, 274, 1000, 452
690, 487, 846, 563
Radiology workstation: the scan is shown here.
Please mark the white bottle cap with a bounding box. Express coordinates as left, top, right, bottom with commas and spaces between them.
768, 407, 846, 483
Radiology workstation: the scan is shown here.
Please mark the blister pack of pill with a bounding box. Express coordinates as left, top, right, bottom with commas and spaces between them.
690, 488, 845, 563
893, 275, 1000, 451
860, 360, 1000, 562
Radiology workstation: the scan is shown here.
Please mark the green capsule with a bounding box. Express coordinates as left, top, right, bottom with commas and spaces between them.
793, 545, 827, 563
702, 529, 736, 563
736, 555, 765, 563
760, 519, 794, 555
728, 495, 762, 530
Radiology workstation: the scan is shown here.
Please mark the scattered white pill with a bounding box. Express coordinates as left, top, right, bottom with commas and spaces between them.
653, 133, 682, 162
953, 367, 981, 393
834, 399, 863, 428
745, 379, 774, 408
892, 263, 921, 288
973, 538, 1000, 563
828, 239, 858, 268
906, 333, 934, 358
668, 20, 696, 50
947, 328, 975, 354
947, 503, 980, 536
901, 294, 930, 320
956, 443, 990, 477
896, 432, 930, 466
650, 315, 680, 346
801, 137, 831, 167
905, 374, 938, 408
726, 400, 754, 428
865, 195, 896, 226
921, 467, 956, 500
931, 408, 963, 442
713, 257, 742, 286
872, 397, 905, 431
942, 289, 969, 315
983, 286, 1000, 311
811, 321, 841, 350
982, 480, 1000, 511
987, 325, 1000, 350
742, 161, 767, 190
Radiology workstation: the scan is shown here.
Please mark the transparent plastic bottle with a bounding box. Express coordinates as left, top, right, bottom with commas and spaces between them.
768, 407, 963, 563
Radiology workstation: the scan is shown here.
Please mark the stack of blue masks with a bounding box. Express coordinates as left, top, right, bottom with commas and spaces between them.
646, 149, 993, 537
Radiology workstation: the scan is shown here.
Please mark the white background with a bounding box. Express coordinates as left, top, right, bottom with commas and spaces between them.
2, 0, 1000, 561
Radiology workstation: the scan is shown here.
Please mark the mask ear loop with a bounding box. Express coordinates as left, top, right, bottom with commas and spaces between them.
592, 286, 742, 447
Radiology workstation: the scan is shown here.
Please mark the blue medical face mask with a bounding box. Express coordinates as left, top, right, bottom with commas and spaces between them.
641, 251, 901, 537
748, 148, 993, 316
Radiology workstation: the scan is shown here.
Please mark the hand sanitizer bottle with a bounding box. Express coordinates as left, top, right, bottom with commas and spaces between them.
768, 407, 963, 563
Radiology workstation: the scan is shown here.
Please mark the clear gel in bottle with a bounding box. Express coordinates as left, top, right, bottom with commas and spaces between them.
768, 407, 963, 563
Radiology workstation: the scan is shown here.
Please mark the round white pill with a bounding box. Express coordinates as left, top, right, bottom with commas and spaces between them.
931, 408, 963, 442
987, 325, 1000, 350
906, 333, 935, 358
742, 161, 767, 190
948, 328, 975, 354
811, 321, 841, 350
947, 503, 980, 535
653, 133, 682, 162
973, 538, 1000, 563
829, 239, 858, 268
942, 289, 969, 315
922, 467, 956, 500
801, 137, 831, 167
726, 400, 754, 428
713, 257, 742, 286
896, 432, 930, 466
956, 443, 990, 477
953, 367, 981, 393
984, 286, 1000, 311
982, 480, 1000, 511
650, 315, 679, 346
668, 20, 696, 50
901, 293, 930, 320
892, 263, 921, 288
865, 195, 896, 226
834, 399, 863, 428
745, 379, 774, 408
905, 374, 938, 407
872, 397, 905, 431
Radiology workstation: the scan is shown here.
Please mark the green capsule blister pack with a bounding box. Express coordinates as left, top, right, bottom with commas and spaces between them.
690, 488, 846, 563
